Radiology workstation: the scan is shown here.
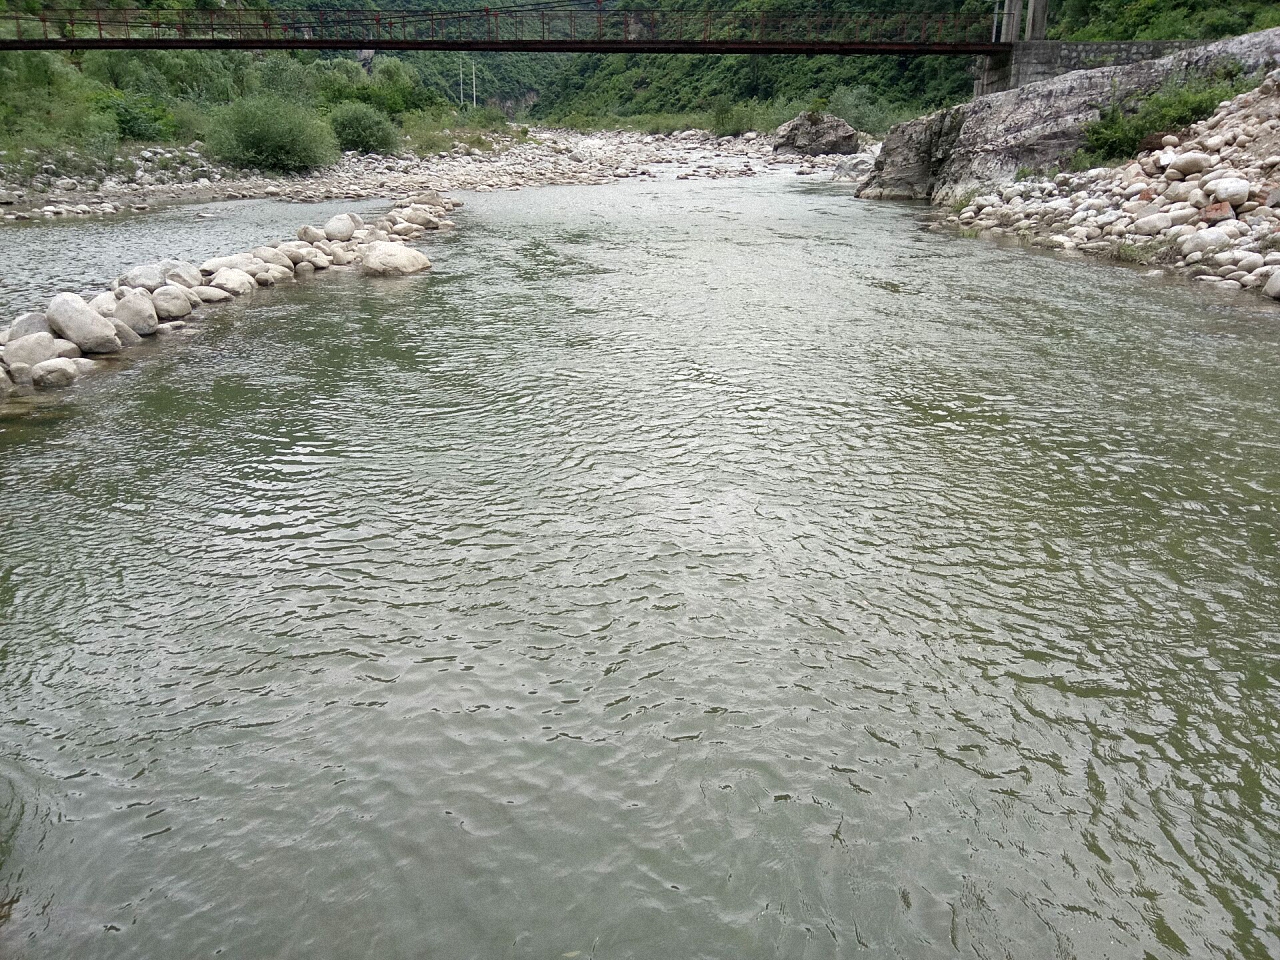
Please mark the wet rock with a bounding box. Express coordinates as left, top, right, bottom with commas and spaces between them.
53, 338, 81, 360
0, 366, 13, 399
210, 267, 257, 296
359, 241, 431, 276
3, 332, 59, 368
7, 362, 33, 389
151, 284, 193, 320
72, 357, 100, 375
1265, 272, 1280, 300
192, 285, 234, 303
31, 357, 78, 388
46, 293, 121, 353
114, 289, 159, 335
111, 317, 143, 347
298, 225, 325, 243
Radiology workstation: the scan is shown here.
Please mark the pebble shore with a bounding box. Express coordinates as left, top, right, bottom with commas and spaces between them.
0, 127, 844, 221
938, 67, 1280, 302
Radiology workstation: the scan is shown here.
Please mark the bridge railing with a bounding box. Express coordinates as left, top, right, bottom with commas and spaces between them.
0, 7, 994, 49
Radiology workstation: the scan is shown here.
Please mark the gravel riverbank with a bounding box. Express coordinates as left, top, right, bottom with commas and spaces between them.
0, 127, 842, 221
936, 67, 1280, 302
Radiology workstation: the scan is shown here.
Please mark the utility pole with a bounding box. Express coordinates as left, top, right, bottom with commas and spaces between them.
459, 56, 464, 107
472, 62, 476, 108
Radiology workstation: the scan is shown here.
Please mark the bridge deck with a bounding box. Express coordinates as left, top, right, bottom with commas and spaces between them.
0, 7, 1012, 55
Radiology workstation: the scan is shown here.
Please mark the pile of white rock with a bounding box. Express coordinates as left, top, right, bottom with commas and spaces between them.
0, 192, 458, 403
942, 67, 1280, 301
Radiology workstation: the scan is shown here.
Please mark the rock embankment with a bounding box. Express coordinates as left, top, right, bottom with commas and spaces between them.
937, 68, 1280, 300
860, 27, 1280, 204
0, 194, 459, 405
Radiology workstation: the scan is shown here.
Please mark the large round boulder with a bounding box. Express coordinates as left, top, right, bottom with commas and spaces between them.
114, 289, 159, 335
1210, 177, 1250, 207
324, 214, 357, 241
45, 293, 121, 354
773, 112, 868, 156
359, 241, 432, 276
151, 284, 193, 320
211, 267, 257, 296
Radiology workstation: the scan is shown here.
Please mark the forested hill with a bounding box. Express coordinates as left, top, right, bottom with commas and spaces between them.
530, 0, 1280, 124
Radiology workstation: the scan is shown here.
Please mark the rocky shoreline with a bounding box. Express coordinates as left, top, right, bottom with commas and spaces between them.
0, 126, 846, 222
0, 193, 458, 404
934, 67, 1280, 301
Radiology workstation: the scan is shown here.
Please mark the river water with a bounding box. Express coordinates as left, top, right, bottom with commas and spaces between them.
2, 177, 1279, 960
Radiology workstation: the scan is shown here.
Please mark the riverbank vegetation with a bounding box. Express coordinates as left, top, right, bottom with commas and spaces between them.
1070, 70, 1258, 168
2, 0, 1278, 182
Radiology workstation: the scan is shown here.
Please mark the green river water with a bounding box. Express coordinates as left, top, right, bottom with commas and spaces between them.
1, 177, 1278, 959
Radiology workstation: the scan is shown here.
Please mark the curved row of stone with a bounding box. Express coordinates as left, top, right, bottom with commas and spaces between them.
0, 192, 460, 403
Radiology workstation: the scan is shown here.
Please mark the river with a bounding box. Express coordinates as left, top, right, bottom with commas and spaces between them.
2, 177, 1278, 959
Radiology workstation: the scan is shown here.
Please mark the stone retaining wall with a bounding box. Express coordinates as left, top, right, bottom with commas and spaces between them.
976, 40, 1205, 96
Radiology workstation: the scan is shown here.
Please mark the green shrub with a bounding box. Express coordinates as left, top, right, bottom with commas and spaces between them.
328, 101, 398, 154
207, 96, 338, 172
91, 89, 175, 141
1072, 74, 1254, 167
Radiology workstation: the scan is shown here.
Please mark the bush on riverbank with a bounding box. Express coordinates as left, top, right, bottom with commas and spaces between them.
329, 102, 399, 155
207, 96, 338, 173
1072, 72, 1257, 168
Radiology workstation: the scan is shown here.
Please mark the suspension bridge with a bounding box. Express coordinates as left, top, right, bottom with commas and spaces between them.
0, 4, 1013, 55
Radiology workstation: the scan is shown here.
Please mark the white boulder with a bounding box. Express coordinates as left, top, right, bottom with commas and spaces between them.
151, 284, 193, 320
31, 357, 78, 388
4, 332, 58, 368
359, 241, 431, 276
324, 214, 357, 241
114, 290, 159, 335
1210, 178, 1251, 207
46, 293, 120, 353
210, 268, 257, 296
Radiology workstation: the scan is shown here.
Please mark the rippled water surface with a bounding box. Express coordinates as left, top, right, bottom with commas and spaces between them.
2, 178, 1280, 960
